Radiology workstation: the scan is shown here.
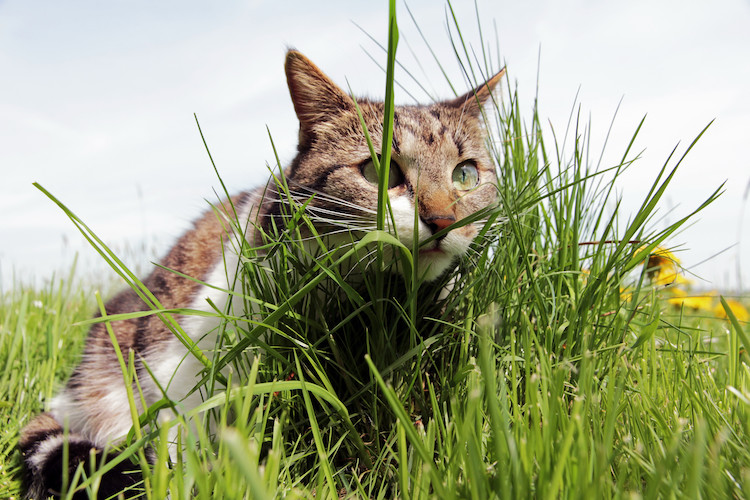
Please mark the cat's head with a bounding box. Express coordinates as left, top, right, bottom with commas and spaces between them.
281, 50, 503, 282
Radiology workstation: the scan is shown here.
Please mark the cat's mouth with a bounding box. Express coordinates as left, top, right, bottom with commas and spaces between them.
414, 240, 456, 281
419, 247, 444, 255
418, 242, 445, 256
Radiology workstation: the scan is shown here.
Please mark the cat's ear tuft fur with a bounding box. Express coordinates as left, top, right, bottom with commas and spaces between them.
448, 67, 506, 117
285, 50, 355, 144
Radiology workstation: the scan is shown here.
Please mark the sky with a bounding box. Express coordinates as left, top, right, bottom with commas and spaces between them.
1, 0, 749, 292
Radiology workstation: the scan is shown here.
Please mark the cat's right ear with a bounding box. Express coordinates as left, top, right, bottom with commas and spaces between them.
285, 50, 355, 145
447, 67, 506, 118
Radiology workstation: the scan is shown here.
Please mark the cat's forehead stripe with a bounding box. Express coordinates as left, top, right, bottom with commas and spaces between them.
392, 106, 462, 158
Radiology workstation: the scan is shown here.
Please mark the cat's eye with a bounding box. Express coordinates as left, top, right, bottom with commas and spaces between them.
452, 161, 479, 190
361, 158, 405, 189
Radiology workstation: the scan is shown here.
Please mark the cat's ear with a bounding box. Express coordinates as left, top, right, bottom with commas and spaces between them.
448, 67, 506, 117
285, 50, 355, 143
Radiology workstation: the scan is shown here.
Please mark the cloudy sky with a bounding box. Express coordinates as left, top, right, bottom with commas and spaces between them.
1, 0, 749, 291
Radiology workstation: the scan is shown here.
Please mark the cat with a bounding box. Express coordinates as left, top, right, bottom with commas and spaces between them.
19, 49, 505, 499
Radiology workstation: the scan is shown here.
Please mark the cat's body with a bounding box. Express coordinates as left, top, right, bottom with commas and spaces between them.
20, 50, 504, 499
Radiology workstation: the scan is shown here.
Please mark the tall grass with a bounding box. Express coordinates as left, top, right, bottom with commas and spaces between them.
3, 1, 748, 498
0, 264, 92, 499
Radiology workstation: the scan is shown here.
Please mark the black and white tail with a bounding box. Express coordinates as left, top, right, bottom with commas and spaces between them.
19, 413, 143, 499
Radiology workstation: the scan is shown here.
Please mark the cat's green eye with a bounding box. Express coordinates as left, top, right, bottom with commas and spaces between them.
361, 158, 405, 189
452, 161, 479, 190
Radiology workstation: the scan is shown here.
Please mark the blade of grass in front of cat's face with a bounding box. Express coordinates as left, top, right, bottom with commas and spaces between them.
378, 0, 398, 225
378, 0, 399, 295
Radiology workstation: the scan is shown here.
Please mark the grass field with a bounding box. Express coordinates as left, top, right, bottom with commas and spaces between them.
2, 2, 749, 499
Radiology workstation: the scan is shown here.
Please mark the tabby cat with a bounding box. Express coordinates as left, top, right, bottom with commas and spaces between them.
20, 50, 504, 498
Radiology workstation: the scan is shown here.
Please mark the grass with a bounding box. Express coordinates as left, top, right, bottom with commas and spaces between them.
2, 1, 750, 498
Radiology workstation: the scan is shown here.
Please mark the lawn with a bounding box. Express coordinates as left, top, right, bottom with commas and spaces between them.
2, 2, 749, 499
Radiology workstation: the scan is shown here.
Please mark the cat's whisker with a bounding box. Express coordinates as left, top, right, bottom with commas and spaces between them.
255, 189, 354, 209
278, 226, 379, 245
272, 182, 379, 215
258, 191, 378, 222
357, 249, 384, 276
286, 184, 374, 207
304, 207, 374, 222
342, 247, 382, 279
246, 201, 376, 227
304, 218, 377, 232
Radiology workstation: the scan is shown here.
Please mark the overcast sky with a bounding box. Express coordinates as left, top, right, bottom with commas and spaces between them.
1, 0, 749, 292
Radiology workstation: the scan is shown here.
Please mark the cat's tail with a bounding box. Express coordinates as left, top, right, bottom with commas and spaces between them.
19, 412, 143, 499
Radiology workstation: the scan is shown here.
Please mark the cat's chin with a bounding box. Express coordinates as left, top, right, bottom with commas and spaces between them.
415, 249, 457, 282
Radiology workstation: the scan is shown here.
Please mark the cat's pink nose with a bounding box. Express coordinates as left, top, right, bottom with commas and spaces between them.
423, 215, 456, 234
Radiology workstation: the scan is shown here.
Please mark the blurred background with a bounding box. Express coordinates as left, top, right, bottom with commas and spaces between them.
1, 0, 748, 291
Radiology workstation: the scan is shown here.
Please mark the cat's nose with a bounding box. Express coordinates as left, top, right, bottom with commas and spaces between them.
423, 215, 456, 236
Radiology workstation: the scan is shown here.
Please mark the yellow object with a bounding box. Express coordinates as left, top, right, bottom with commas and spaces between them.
714, 299, 750, 322
645, 247, 693, 287
666, 289, 714, 312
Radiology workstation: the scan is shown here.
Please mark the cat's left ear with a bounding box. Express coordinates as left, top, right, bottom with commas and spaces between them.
285, 50, 356, 144
448, 67, 506, 117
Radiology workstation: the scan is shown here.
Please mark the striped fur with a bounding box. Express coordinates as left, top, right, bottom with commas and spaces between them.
20, 50, 504, 498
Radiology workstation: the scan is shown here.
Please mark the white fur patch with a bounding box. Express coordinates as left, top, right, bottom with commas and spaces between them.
388, 195, 473, 280
49, 384, 134, 447
147, 201, 253, 412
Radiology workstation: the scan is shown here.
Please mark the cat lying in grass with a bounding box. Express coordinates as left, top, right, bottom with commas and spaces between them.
20, 50, 504, 499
